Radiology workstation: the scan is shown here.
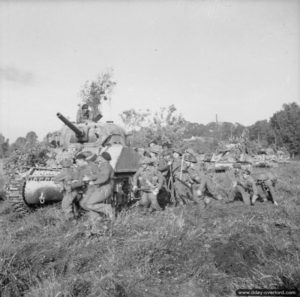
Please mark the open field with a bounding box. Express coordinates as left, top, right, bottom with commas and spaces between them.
0, 162, 300, 297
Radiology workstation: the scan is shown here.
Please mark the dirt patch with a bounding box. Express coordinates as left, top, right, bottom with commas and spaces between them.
211, 234, 262, 278
70, 278, 92, 297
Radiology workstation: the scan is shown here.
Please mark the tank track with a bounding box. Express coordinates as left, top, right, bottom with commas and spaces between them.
7, 175, 32, 215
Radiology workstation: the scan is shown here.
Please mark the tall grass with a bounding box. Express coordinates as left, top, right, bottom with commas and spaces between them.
0, 162, 299, 297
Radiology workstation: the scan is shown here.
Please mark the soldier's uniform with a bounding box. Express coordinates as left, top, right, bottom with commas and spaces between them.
76, 104, 92, 123
228, 168, 258, 205
253, 172, 278, 205
53, 158, 81, 220
132, 157, 164, 213
172, 153, 199, 205
149, 145, 169, 173
189, 162, 221, 206
79, 152, 115, 235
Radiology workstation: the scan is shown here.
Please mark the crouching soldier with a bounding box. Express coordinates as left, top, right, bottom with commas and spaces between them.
253, 172, 278, 206
182, 153, 222, 207
191, 165, 222, 207
53, 156, 87, 221
172, 153, 199, 205
132, 157, 164, 213
79, 152, 115, 236
228, 167, 258, 205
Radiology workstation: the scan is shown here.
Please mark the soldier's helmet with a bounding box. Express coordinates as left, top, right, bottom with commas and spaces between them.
184, 153, 197, 163
101, 151, 112, 161
82, 104, 89, 110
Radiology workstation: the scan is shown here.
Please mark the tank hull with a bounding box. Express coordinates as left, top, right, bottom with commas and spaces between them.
23, 168, 63, 206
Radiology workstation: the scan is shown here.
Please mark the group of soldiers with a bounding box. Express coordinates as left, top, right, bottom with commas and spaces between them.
133, 141, 278, 212
54, 150, 115, 236
53, 140, 278, 236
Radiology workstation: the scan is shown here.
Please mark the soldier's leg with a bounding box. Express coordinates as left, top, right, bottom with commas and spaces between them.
204, 197, 211, 207
138, 192, 151, 213
148, 193, 162, 212
174, 181, 187, 205
87, 210, 102, 235
88, 204, 115, 221
236, 186, 251, 205
61, 191, 77, 220
83, 186, 115, 220
79, 185, 96, 210
205, 178, 222, 200
81, 185, 112, 208
265, 181, 278, 205
228, 187, 237, 201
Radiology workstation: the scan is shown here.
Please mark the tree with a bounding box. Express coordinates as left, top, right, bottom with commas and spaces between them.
79, 69, 117, 122
120, 105, 187, 147
120, 109, 151, 131
148, 105, 186, 145
10, 137, 26, 151
248, 120, 275, 147
0, 134, 10, 158
270, 102, 300, 156
25, 131, 38, 147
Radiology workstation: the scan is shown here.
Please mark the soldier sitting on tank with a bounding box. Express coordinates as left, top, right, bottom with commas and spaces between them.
253, 172, 278, 206
132, 157, 164, 214
76, 103, 92, 123
79, 152, 115, 236
228, 167, 258, 206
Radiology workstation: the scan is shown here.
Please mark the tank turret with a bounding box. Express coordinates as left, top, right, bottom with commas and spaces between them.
57, 113, 88, 143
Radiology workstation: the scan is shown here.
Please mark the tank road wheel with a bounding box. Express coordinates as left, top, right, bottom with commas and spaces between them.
235, 185, 251, 206
8, 177, 32, 215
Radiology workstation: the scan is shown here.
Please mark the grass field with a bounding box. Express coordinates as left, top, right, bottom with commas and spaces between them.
0, 162, 299, 297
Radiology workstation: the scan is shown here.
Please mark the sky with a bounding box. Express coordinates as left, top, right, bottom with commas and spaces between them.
0, 0, 299, 142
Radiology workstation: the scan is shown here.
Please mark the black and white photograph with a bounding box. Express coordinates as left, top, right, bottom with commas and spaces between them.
0, 0, 299, 296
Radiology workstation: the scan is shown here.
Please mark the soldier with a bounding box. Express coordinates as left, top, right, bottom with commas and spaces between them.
53, 157, 81, 221
172, 153, 199, 205
132, 157, 164, 213
228, 167, 258, 205
190, 160, 222, 207
76, 103, 92, 123
79, 152, 115, 236
149, 145, 169, 173
253, 172, 278, 206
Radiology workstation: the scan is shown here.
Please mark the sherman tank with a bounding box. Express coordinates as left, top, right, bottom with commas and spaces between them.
7, 112, 140, 214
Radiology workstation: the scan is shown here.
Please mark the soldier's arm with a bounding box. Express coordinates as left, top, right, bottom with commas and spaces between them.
132, 168, 142, 187
189, 168, 201, 183
249, 177, 258, 195
86, 164, 100, 181
53, 170, 68, 184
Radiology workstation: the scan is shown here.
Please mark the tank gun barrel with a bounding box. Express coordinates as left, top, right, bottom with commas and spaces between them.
56, 113, 85, 139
